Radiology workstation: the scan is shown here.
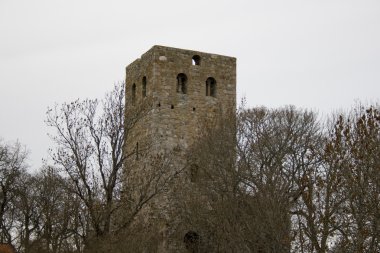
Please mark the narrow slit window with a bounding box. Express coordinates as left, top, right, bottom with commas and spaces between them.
135, 142, 139, 160
177, 73, 188, 94
142, 76, 147, 97
132, 83, 136, 105
206, 77, 216, 97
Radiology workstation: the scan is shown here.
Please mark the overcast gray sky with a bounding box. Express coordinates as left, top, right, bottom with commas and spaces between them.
1, 0, 379, 169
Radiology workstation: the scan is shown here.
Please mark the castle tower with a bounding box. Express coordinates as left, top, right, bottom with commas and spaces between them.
124, 45, 236, 251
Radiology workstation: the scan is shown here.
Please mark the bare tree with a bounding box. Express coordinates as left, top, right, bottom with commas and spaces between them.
46, 82, 140, 238
46, 82, 180, 252
292, 117, 346, 253
27, 166, 83, 253
326, 105, 380, 252
288, 104, 380, 253
237, 106, 322, 252
177, 105, 322, 252
13, 172, 40, 253
0, 140, 28, 245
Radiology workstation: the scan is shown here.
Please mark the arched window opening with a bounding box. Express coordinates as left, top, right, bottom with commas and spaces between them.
132, 83, 136, 105
142, 76, 147, 97
184, 231, 200, 252
206, 77, 216, 97
192, 55, 201, 66
177, 73, 187, 94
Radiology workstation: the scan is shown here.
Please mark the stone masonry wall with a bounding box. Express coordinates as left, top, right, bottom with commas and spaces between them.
124, 45, 236, 252
125, 45, 235, 154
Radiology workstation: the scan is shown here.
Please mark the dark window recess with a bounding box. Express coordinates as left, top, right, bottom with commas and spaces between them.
142, 76, 147, 97
193, 107, 196, 111
206, 77, 216, 97
192, 55, 201, 66
190, 164, 199, 182
157, 102, 161, 107
135, 142, 139, 160
177, 73, 188, 94
132, 83, 136, 105
184, 231, 200, 252
171, 105, 174, 109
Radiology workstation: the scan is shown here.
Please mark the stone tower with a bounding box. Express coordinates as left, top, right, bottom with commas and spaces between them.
124, 45, 236, 251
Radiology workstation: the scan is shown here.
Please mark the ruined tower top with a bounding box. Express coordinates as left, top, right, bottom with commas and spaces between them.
126, 45, 236, 103
125, 45, 236, 152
